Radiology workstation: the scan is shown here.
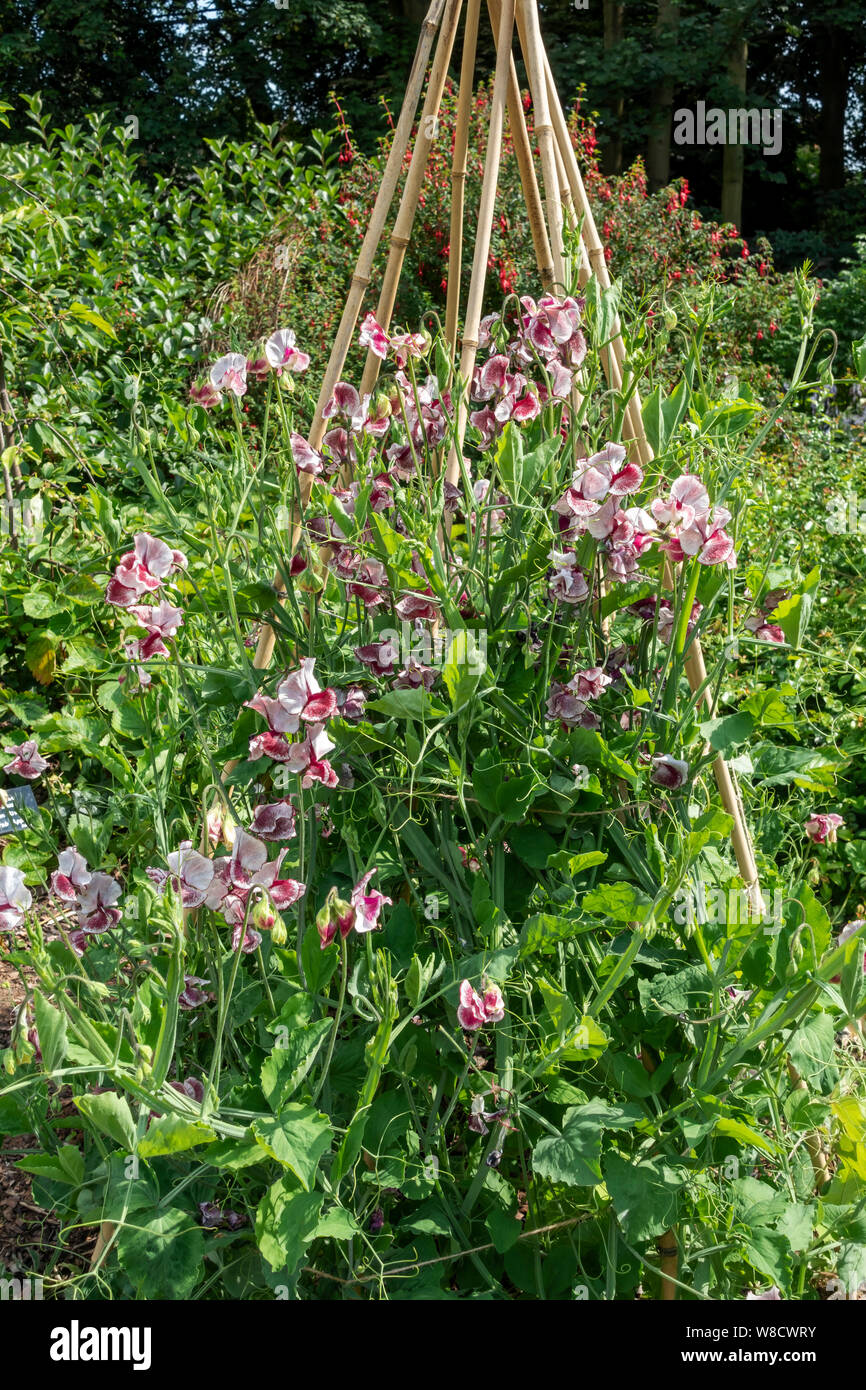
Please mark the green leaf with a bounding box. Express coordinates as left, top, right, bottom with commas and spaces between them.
116, 1206, 205, 1298
715, 1117, 777, 1155
33, 992, 67, 1072
486, 1206, 522, 1253
742, 1229, 792, 1291
75, 1091, 136, 1150
698, 712, 754, 754
770, 568, 819, 649
251, 1105, 331, 1190
316, 1207, 361, 1240
261, 1019, 331, 1110
22, 591, 70, 619
519, 913, 589, 957
533, 1101, 641, 1187
137, 1114, 217, 1158
66, 300, 117, 339
255, 1178, 323, 1273
367, 688, 448, 721
603, 1153, 684, 1242
638, 965, 711, 1019
583, 881, 652, 923
16, 1145, 84, 1187
495, 421, 524, 498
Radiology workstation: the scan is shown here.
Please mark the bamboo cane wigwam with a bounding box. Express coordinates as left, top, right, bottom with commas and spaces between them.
230, 0, 770, 1296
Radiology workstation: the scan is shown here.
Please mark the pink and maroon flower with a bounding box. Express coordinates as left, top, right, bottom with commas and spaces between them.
51, 848, 91, 902
265, 328, 310, 375
804, 813, 844, 844
0, 866, 32, 932
457, 979, 505, 1031
249, 800, 297, 841
4, 738, 49, 780
350, 869, 392, 935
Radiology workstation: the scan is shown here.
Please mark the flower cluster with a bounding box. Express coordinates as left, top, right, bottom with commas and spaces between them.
192, 327, 311, 407
547, 665, 613, 731
105, 532, 187, 692
50, 848, 123, 953
147, 831, 306, 953
246, 658, 339, 788
316, 870, 392, 949
468, 293, 585, 444
457, 979, 505, 1031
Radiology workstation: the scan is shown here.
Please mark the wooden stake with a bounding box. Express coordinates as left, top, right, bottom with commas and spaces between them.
514, 0, 566, 291
249, 0, 448, 675
359, 0, 465, 399
487, 0, 555, 295
444, 0, 516, 489
445, 0, 482, 353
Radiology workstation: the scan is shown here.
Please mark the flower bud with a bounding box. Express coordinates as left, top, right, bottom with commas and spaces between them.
371, 391, 392, 422
252, 897, 277, 933
271, 915, 288, 947
663, 307, 677, 332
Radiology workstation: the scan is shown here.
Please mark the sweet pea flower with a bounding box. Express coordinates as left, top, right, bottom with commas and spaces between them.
745, 1288, 781, 1301
189, 381, 222, 409
249, 800, 297, 841
155, 842, 215, 909
265, 328, 310, 375
0, 866, 32, 932
4, 738, 49, 780
650, 755, 690, 790
246, 356, 270, 381
171, 1076, 205, 1104
179, 975, 212, 1011
350, 869, 392, 935
457, 979, 505, 1031
359, 312, 391, 360
355, 640, 399, 677
651, 474, 709, 529
247, 659, 337, 735
51, 848, 92, 902
548, 550, 589, 605
77, 872, 122, 934
229, 829, 287, 894
290, 432, 325, 476
106, 533, 187, 607
569, 667, 612, 700
231, 923, 262, 954
804, 813, 844, 844
210, 353, 248, 398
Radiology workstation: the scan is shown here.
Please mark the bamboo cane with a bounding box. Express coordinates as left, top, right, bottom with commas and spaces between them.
359, 0, 465, 400
248, 0, 448, 676
514, 0, 566, 292
444, 0, 516, 490
487, 0, 555, 296
445, 0, 482, 353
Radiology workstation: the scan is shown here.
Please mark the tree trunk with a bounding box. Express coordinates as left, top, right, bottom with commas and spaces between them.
601, 0, 625, 175
815, 24, 849, 192
720, 37, 747, 229
646, 0, 679, 191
